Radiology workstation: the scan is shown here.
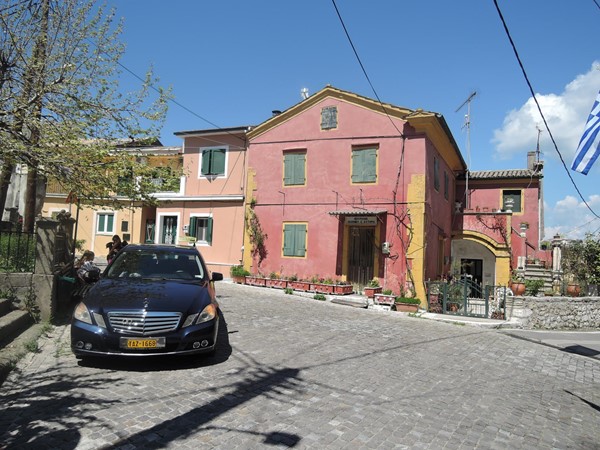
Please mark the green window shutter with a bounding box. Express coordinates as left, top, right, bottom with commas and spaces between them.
189, 217, 197, 238
294, 224, 306, 257
98, 215, 105, 232
206, 218, 213, 244
294, 154, 306, 185
283, 225, 294, 256
352, 149, 376, 183
283, 224, 306, 257
283, 154, 293, 185
201, 151, 211, 175
107, 214, 114, 232
212, 149, 226, 175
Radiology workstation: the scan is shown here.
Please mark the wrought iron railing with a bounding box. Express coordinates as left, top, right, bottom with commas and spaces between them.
0, 228, 36, 273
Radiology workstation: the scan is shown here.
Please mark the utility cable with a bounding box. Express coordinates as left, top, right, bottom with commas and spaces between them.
330, 0, 404, 139
492, 0, 600, 219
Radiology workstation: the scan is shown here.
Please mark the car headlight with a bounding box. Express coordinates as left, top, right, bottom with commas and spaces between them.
182, 304, 217, 327
73, 302, 92, 324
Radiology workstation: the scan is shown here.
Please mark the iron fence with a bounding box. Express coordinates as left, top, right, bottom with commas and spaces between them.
0, 228, 36, 273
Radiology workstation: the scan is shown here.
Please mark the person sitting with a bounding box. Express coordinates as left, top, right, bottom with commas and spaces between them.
75, 250, 100, 283
106, 234, 128, 264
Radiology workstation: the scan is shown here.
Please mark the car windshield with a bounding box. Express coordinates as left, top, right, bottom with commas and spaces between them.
106, 250, 205, 281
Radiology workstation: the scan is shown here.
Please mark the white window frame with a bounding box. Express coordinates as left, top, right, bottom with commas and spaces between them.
96, 211, 115, 235
156, 212, 181, 245
190, 213, 213, 246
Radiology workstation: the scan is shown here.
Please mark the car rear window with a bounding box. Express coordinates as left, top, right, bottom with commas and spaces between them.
107, 250, 205, 280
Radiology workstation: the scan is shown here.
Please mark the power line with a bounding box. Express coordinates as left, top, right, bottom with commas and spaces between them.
492, 0, 600, 220
330, 0, 404, 139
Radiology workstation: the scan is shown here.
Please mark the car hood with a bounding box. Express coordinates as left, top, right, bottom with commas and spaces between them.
83, 278, 213, 313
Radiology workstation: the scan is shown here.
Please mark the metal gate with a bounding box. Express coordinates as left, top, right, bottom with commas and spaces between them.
426, 277, 508, 319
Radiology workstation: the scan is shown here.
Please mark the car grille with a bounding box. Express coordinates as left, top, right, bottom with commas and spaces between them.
107, 311, 182, 336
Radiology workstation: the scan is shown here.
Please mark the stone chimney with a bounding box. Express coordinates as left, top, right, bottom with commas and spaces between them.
527, 151, 536, 170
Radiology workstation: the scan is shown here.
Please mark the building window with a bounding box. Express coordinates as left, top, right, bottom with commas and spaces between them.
97, 213, 114, 234
321, 106, 337, 130
189, 216, 213, 245
433, 157, 440, 191
283, 223, 307, 257
444, 171, 449, 200
200, 147, 226, 176
502, 190, 522, 213
283, 151, 306, 186
351, 147, 377, 183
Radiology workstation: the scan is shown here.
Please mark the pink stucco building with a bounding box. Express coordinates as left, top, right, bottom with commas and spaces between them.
241, 86, 545, 302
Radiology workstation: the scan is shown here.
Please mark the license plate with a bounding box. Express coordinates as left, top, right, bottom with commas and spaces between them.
120, 337, 166, 349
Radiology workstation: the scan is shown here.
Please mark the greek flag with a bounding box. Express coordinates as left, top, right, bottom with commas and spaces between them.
571, 90, 600, 175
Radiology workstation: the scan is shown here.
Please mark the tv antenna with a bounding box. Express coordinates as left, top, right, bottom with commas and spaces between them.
455, 91, 477, 209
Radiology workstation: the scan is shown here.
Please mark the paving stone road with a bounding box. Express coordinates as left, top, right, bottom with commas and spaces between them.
1, 282, 599, 449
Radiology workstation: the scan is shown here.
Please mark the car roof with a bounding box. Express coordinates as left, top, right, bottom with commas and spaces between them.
122, 244, 199, 254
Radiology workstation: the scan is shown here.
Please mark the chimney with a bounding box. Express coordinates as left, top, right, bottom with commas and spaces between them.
272, 110, 282, 117
527, 151, 536, 170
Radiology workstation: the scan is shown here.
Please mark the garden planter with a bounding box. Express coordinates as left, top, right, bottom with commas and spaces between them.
364, 286, 382, 298
289, 280, 311, 292
394, 302, 419, 313
232, 275, 246, 284
266, 278, 288, 289
315, 283, 335, 294
333, 284, 353, 295
374, 293, 395, 306
246, 276, 267, 287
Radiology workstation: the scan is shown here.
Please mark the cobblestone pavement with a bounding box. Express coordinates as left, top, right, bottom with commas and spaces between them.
1, 282, 599, 449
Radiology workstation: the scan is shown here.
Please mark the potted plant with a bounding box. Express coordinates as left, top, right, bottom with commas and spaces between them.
289, 276, 311, 292
364, 278, 382, 298
509, 270, 526, 295
333, 278, 353, 295
315, 278, 335, 294
266, 272, 287, 289
393, 296, 421, 312
524, 279, 544, 296
230, 265, 250, 284
374, 289, 395, 306
246, 272, 267, 287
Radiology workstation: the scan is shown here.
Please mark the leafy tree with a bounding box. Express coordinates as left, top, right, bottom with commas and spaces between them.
561, 233, 600, 286
0, 0, 172, 231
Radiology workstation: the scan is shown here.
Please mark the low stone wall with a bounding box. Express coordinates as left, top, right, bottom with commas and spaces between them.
506, 296, 600, 329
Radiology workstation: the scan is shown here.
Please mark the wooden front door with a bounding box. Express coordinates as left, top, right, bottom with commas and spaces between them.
348, 226, 375, 286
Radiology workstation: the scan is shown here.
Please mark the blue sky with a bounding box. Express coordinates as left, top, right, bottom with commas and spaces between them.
107, 0, 600, 240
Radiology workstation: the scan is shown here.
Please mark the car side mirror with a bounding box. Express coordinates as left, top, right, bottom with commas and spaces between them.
211, 272, 223, 282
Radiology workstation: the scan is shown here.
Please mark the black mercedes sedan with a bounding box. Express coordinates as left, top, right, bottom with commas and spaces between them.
71, 244, 223, 358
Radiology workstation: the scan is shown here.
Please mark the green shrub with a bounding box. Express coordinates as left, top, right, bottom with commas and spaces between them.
313, 294, 326, 301
368, 278, 380, 287
230, 265, 250, 277
395, 297, 421, 305
382, 289, 393, 295
284, 287, 293, 295
524, 279, 544, 296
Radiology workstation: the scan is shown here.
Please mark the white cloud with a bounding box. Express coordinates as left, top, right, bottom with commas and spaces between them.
544, 194, 600, 239
492, 62, 600, 161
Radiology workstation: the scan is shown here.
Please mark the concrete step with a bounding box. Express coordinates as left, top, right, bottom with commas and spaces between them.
0, 298, 13, 316
0, 322, 46, 385
0, 310, 34, 348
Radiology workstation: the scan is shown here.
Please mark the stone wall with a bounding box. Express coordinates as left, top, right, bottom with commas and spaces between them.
506, 296, 600, 329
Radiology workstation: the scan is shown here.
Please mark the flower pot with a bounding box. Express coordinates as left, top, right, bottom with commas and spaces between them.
266, 279, 288, 289
567, 284, 581, 297
394, 302, 419, 313
289, 280, 310, 292
510, 282, 526, 296
334, 284, 353, 295
364, 286, 382, 298
232, 275, 246, 284
315, 283, 335, 294
374, 293, 395, 306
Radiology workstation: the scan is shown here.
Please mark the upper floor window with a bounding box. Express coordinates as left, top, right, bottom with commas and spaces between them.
283, 223, 307, 257
200, 147, 226, 177
188, 216, 213, 245
351, 147, 377, 183
283, 151, 306, 186
502, 190, 522, 213
97, 212, 114, 234
444, 171, 449, 200
321, 106, 337, 130
433, 157, 440, 191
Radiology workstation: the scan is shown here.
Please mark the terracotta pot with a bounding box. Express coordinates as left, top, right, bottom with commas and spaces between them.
567, 284, 581, 297
394, 302, 419, 313
364, 286, 382, 298
334, 284, 353, 295
510, 282, 526, 296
